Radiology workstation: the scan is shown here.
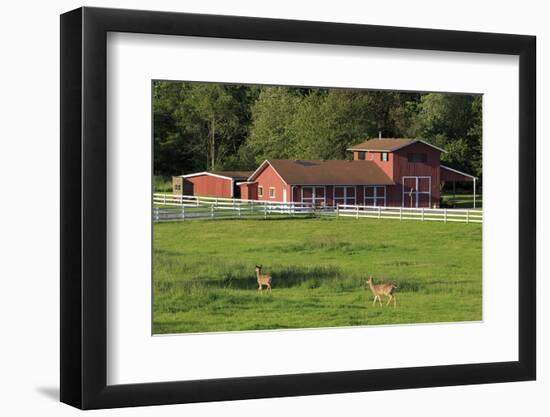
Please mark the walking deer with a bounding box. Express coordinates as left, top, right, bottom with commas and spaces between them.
367, 275, 397, 307
255, 265, 272, 292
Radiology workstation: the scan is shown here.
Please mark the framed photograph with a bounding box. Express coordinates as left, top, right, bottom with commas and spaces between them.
60, 6, 536, 409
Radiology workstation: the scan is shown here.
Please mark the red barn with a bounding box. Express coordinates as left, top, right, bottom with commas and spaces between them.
172, 171, 252, 199
176, 138, 476, 208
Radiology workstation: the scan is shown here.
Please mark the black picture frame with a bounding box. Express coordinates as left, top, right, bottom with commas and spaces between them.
60, 6, 536, 410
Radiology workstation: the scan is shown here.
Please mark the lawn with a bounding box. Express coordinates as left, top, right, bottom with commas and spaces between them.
441, 193, 482, 208
153, 217, 482, 334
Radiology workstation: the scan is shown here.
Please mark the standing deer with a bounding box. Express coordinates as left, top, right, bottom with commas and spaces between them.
366, 275, 397, 307
255, 265, 272, 292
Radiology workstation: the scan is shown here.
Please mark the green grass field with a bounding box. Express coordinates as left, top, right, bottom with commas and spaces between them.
153, 217, 482, 334
441, 193, 482, 208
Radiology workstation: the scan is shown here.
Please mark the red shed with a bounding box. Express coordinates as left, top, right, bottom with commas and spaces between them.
174, 171, 252, 198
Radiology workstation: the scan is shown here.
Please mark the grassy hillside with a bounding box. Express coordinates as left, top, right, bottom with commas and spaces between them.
153, 217, 482, 334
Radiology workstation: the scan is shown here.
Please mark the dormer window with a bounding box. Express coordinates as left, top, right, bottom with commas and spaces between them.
357, 151, 366, 160
380, 152, 388, 162
407, 153, 427, 163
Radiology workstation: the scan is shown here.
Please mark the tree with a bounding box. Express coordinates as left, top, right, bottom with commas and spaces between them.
185, 84, 240, 171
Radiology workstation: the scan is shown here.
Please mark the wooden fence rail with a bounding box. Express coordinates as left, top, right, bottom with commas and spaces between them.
336, 204, 482, 224
152, 194, 482, 224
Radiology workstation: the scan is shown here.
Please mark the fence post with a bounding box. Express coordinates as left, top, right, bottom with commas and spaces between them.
153, 207, 158, 223
356, 206, 359, 219
163, 194, 166, 205
378, 206, 381, 219
336, 204, 339, 219
238, 205, 241, 217
181, 206, 185, 221
466, 209, 469, 224
264, 204, 267, 219
444, 208, 447, 223
211, 205, 214, 218
421, 208, 424, 221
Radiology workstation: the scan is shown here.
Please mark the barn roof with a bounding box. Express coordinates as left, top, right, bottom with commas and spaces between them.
248, 160, 394, 186
348, 138, 446, 153
211, 171, 253, 179
181, 171, 253, 180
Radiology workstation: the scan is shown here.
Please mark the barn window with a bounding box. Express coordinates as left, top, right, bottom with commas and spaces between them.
380, 152, 388, 162
269, 187, 276, 199
407, 153, 427, 163
364, 186, 386, 207
174, 184, 181, 191
334, 186, 356, 206
258, 186, 264, 197
357, 151, 366, 160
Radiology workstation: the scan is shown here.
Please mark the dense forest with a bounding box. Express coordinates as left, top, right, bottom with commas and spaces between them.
153, 81, 482, 181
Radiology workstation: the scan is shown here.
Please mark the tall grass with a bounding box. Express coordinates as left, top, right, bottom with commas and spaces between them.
154, 176, 173, 193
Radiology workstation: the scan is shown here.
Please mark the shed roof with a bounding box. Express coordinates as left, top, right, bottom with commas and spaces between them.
181, 171, 253, 180
211, 171, 254, 179
249, 160, 394, 186
348, 138, 446, 153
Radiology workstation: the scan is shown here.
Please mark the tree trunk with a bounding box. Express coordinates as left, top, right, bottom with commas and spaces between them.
210, 116, 216, 171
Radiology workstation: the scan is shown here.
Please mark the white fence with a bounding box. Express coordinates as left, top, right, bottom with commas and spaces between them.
154, 193, 314, 209
153, 194, 317, 222
152, 193, 482, 224
336, 204, 483, 224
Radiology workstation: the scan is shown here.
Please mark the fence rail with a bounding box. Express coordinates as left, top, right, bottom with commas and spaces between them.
153, 204, 316, 222
152, 193, 482, 224
153, 193, 314, 208
336, 204, 482, 224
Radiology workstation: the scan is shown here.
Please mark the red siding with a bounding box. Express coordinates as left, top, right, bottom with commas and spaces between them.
440, 167, 474, 182
254, 164, 291, 202
183, 174, 233, 198
390, 143, 441, 207
239, 183, 258, 200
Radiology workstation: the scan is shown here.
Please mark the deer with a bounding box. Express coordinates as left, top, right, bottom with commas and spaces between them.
255, 265, 272, 292
366, 275, 397, 307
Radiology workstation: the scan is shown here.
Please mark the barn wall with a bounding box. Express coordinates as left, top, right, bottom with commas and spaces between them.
185, 175, 233, 198
239, 183, 258, 200
392, 143, 441, 207
254, 164, 290, 202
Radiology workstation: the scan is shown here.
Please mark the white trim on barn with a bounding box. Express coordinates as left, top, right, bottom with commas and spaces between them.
401, 176, 432, 208
180, 172, 234, 181
247, 160, 290, 186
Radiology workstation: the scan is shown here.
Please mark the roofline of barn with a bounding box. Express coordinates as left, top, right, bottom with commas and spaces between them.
347, 139, 447, 154
440, 165, 477, 179
180, 171, 235, 181
247, 160, 290, 185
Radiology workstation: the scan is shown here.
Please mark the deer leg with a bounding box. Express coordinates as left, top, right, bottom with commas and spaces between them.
393, 295, 397, 308
386, 294, 392, 306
